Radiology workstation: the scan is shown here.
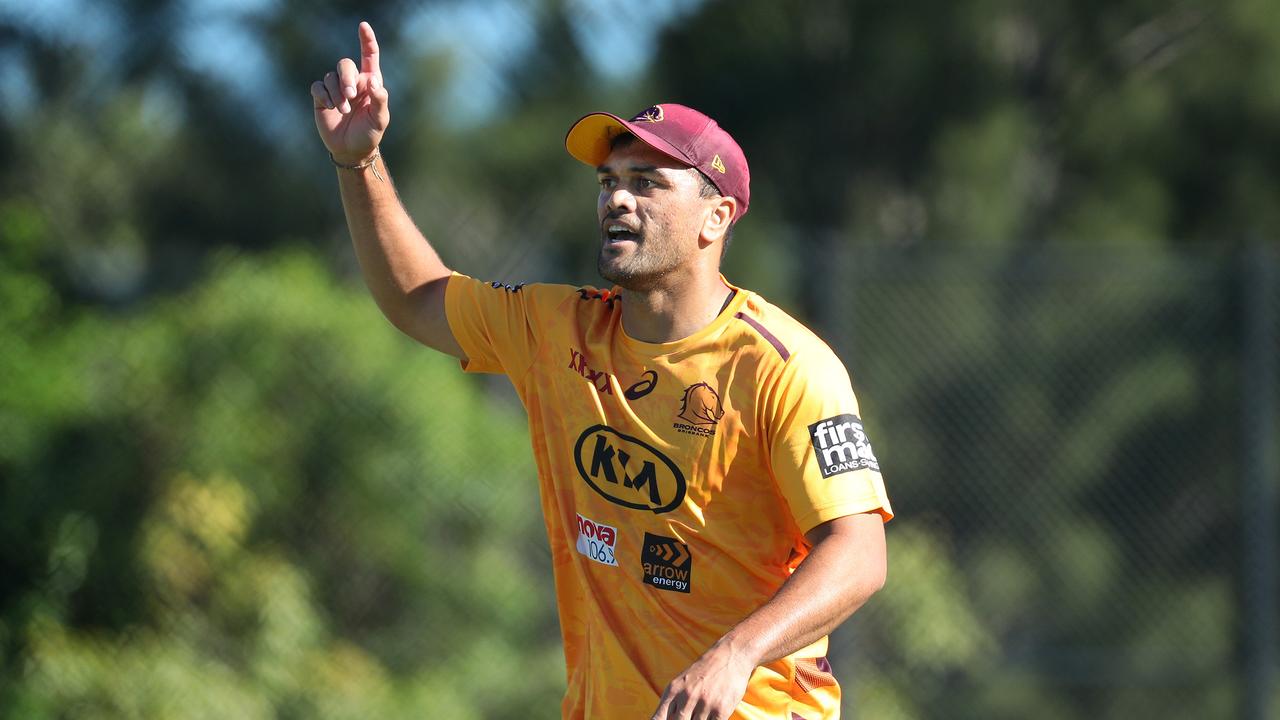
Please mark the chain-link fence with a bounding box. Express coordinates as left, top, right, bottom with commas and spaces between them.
821, 243, 1279, 719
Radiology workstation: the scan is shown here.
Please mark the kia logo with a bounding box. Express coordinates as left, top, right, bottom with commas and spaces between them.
574, 425, 686, 514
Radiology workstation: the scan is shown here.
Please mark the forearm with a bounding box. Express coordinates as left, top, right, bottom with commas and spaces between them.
312, 24, 464, 357
649, 514, 885, 718
717, 513, 886, 666
337, 158, 450, 326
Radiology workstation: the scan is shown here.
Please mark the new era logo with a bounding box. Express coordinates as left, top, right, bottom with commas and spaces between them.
808, 414, 879, 478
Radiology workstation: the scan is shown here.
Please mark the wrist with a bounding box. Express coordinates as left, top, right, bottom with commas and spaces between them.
711, 630, 764, 670
329, 147, 385, 181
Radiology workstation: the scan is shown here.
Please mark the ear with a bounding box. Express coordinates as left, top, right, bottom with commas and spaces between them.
698, 196, 738, 248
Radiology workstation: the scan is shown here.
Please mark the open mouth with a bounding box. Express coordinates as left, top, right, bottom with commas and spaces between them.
604, 223, 640, 244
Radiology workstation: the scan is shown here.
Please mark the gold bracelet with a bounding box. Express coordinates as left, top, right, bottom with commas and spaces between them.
329, 148, 385, 182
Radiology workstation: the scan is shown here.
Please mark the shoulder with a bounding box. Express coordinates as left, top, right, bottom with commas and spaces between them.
731, 291, 848, 377
449, 273, 605, 312
478, 277, 577, 302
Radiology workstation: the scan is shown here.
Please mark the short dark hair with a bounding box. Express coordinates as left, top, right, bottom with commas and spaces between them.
607, 133, 735, 256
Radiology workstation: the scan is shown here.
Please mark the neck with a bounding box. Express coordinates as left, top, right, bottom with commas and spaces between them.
619, 269, 734, 344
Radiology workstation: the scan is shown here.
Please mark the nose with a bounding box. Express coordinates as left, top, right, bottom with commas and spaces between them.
602, 187, 636, 216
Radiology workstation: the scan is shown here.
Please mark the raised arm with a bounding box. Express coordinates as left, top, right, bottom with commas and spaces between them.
310, 21, 464, 359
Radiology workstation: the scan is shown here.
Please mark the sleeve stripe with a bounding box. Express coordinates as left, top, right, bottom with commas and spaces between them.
734, 312, 791, 361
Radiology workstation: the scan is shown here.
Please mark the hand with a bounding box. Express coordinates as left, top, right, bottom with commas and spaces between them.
651, 643, 756, 720
310, 21, 390, 165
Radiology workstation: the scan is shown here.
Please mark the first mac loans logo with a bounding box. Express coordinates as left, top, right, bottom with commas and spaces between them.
809, 414, 880, 478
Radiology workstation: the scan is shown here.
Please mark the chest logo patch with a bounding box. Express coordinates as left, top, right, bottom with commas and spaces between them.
575, 513, 619, 567
574, 425, 686, 514
673, 382, 724, 438
642, 532, 691, 593
623, 369, 658, 400
567, 347, 614, 394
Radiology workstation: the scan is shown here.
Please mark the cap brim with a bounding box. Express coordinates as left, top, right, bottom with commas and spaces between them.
565, 112, 695, 169
565, 113, 628, 167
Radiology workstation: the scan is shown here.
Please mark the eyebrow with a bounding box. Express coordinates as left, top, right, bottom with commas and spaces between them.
596, 164, 661, 175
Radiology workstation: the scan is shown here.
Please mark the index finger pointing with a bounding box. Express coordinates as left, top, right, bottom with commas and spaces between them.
359, 21, 381, 79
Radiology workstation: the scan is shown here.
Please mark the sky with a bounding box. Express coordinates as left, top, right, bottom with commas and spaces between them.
0, 0, 705, 127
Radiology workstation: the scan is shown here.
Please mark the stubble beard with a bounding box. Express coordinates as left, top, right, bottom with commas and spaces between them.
597, 234, 682, 291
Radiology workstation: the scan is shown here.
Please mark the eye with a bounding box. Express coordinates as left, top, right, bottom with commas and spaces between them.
599, 176, 617, 190
637, 177, 657, 190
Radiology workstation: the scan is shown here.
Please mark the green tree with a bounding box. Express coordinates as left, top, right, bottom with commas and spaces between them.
1, 241, 563, 717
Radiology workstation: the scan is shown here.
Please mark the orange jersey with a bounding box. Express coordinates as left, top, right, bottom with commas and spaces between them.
445, 273, 892, 720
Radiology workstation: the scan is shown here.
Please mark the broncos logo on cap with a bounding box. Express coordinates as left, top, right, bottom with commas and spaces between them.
632, 105, 665, 123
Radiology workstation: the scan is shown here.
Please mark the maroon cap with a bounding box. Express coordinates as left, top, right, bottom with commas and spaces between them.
565, 103, 751, 219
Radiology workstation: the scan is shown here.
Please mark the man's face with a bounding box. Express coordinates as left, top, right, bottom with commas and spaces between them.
595, 139, 713, 290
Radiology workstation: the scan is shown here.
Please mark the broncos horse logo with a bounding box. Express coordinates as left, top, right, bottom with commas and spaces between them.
677, 382, 724, 427
631, 105, 665, 123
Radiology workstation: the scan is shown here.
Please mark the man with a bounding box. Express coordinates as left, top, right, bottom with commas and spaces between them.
310, 22, 892, 720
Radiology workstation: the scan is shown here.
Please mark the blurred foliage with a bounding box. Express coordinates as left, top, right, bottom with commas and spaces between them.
1, 239, 559, 718
1, 0, 1277, 718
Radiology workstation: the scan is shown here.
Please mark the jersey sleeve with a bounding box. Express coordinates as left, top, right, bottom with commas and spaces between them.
444, 272, 575, 379
766, 348, 894, 535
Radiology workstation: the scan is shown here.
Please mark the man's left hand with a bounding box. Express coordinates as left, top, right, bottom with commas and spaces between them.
650, 642, 756, 720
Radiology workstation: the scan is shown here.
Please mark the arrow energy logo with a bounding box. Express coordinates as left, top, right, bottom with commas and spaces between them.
641, 532, 692, 593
